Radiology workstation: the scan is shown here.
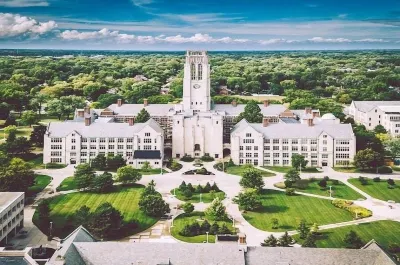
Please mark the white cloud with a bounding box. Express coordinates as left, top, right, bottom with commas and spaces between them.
0, 0, 49, 7
354, 38, 389, 43
60, 28, 121, 41
131, 0, 154, 7
338, 14, 348, 19
308, 37, 352, 43
0, 13, 56, 38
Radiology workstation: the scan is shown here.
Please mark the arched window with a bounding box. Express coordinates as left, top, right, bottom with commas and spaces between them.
191, 63, 196, 80
198, 64, 203, 80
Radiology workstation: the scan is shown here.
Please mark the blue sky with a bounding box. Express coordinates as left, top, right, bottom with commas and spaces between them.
0, 0, 399, 50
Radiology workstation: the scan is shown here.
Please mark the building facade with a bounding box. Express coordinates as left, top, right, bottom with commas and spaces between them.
0, 192, 24, 246
348, 100, 400, 136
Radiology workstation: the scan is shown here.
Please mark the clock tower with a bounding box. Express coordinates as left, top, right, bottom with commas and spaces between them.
182, 51, 211, 112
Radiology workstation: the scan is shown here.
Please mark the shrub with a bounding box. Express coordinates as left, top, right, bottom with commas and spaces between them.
331, 199, 372, 218
196, 167, 207, 175
210, 222, 219, 235
203, 182, 212, 192
274, 182, 286, 189
181, 155, 195, 162
200, 155, 214, 162
196, 184, 203, 193
182, 202, 194, 213
373, 177, 381, 182
295, 179, 309, 189
211, 182, 220, 192
182, 189, 193, 199
331, 179, 339, 185
218, 223, 231, 234
358, 177, 368, 185
309, 177, 316, 182
323, 176, 330, 181
377, 166, 392, 174
285, 188, 296, 196
387, 178, 395, 186
318, 179, 327, 189
283, 180, 292, 188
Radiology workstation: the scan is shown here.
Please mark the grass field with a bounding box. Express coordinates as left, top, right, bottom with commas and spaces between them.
35, 185, 157, 238
263, 166, 319, 173
274, 179, 365, 200
57, 176, 77, 191
27, 174, 52, 196
140, 168, 168, 175
294, 220, 400, 250
233, 95, 285, 103
170, 212, 234, 243
243, 189, 353, 232
348, 178, 400, 202
0, 126, 33, 143
226, 165, 276, 177
171, 188, 225, 203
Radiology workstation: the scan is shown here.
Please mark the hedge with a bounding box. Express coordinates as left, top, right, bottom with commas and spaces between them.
331, 199, 372, 219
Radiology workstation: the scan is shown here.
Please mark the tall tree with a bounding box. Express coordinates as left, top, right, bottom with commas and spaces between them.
21, 110, 39, 127
74, 163, 95, 190
116, 165, 142, 184
88, 202, 123, 240
90, 172, 114, 193
284, 169, 301, 183
30, 125, 47, 147
385, 138, 400, 160
75, 205, 91, 227
0, 158, 35, 192
302, 233, 317, 248
297, 219, 310, 239
261, 234, 278, 247
205, 197, 227, 221
139, 195, 170, 217
234, 100, 263, 123
135, 108, 151, 123
291, 154, 308, 170
239, 167, 265, 191
343, 230, 364, 249
278, 231, 295, 247
233, 188, 262, 211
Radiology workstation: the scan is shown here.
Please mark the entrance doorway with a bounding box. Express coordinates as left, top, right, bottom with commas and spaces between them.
322, 161, 328, 167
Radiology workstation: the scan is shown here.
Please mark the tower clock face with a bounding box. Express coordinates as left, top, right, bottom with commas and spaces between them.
193, 84, 200, 89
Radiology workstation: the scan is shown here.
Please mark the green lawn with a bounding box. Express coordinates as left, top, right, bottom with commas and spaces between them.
0, 125, 33, 143
391, 166, 400, 172
34, 185, 158, 238
348, 178, 400, 202
333, 167, 382, 174
226, 165, 275, 177
243, 189, 353, 232
294, 220, 400, 250
171, 212, 234, 243
57, 176, 77, 191
27, 154, 67, 169
171, 188, 225, 203
140, 168, 168, 175
274, 179, 365, 200
263, 166, 319, 173
27, 174, 52, 196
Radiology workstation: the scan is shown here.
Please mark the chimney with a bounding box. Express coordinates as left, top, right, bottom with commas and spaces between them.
231, 100, 237, 107
128, 117, 134, 126
263, 100, 270, 107
238, 233, 248, 253
263, 117, 269, 127
117, 98, 122, 107
308, 118, 314, 127
84, 106, 90, 114
85, 117, 91, 126
77, 110, 84, 118
305, 107, 312, 114
313, 111, 320, 118
143, 98, 148, 107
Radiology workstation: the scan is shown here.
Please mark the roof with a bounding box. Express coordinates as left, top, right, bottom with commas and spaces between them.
0, 192, 23, 211
47, 118, 163, 138
321, 113, 337, 120
0, 248, 38, 265
245, 246, 396, 265
352, 101, 400, 113
232, 120, 354, 139
0, 256, 33, 265
133, 150, 161, 159
378, 106, 400, 113
280, 117, 300, 124
213, 104, 286, 116
72, 242, 245, 265
107, 103, 175, 116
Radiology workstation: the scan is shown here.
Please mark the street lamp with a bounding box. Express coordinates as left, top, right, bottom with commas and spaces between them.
329, 186, 332, 198
200, 193, 202, 203
206, 232, 209, 243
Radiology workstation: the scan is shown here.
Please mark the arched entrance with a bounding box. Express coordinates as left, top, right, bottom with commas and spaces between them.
223, 148, 231, 157
194, 144, 201, 151
164, 147, 172, 160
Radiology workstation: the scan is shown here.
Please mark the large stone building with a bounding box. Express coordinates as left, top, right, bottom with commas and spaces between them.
0, 192, 24, 246
348, 100, 400, 136
44, 51, 355, 168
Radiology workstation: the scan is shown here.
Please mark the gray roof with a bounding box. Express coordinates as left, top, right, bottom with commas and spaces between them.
108, 103, 175, 116
245, 246, 396, 265
0, 192, 23, 211
72, 242, 245, 265
352, 101, 400, 113
213, 104, 286, 116
232, 119, 354, 139
47, 118, 163, 138
0, 256, 32, 265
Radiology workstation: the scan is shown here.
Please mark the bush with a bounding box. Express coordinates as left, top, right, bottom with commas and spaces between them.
283, 180, 292, 188
295, 179, 309, 189
182, 202, 194, 214
331, 199, 372, 219
318, 179, 327, 189
309, 177, 316, 182
196, 167, 207, 175
181, 155, 195, 162
331, 179, 339, 185
377, 166, 392, 174
387, 178, 395, 186
285, 188, 296, 196
182, 189, 193, 199
373, 177, 381, 182
358, 177, 368, 185
200, 155, 214, 162
323, 176, 330, 181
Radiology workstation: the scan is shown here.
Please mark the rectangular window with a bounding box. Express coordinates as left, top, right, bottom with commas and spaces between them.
273, 146, 279, 151
282, 146, 288, 151
127, 138, 133, 143
90, 138, 97, 143
70, 152, 76, 157
283, 160, 289, 165
71, 139, 76, 143
245, 159, 252, 164
239, 159, 243, 164
99, 138, 106, 143
144, 145, 152, 150
246, 153, 252, 158
273, 153, 280, 158
81, 152, 87, 156
283, 153, 289, 158
254, 146, 258, 151
81, 145, 87, 149
254, 160, 258, 166
127, 145, 132, 149
264, 159, 270, 165
90, 145, 96, 149
310, 139, 317, 145
109, 138, 115, 143
301, 139, 307, 144
323, 147, 327, 152
282, 139, 289, 144
292, 139, 298, 144
144, 139, 152, 143
51, 138, 62, 143
246, 146, 252, 150
108, 145, 114, 149
145, 132, 150, 137
254, 153, 258, 158
292, 146, 298, 151
322, 154, 328, 159
118, 145, 124, 149
246, 133, 252, 137
239, 146, 243, 150
323, 140, 327, 145
273, 139, 279, 144
82, 138, 87, 143
264, 139, 270, 144
301, 146, 307, 151
118, 138, 124, 143
99, 145, 105, 149
90, 152, 96, 157
264, 146, 270, 150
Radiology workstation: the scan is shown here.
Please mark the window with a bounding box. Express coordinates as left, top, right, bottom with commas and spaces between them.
336, 140, 350, 145
323, 147, 327, 152
99, 138, 106, 143
273, 146, 279, 151
90, 145, 96, 150
127, 138, 133, 143
264, 159, 270, 165
323, 140, 327, 145
310, 146, 317, 151
239, 146, 243, 150
239, 152, 243, 157
283, 160, 289, 165
273, 153, 280, 158
246, 133, 252, 137
246, 159, 252, 164
246, 153, 252, 157
292, 139, 298, 144
254, 146, 258, 151
100, 145, 105, 150
322, 154, 328, 159
82, 138, 87, 143
191, 63, 196, 80
144, 145, 152, 150
109, 138, 115, 143
51, 158, 61, 163
70, 152, 76, 157
81, 145, 87, 149
108, 145, 114, 149
311, 153, 317, 159
154, 138, 157, 143
81, 152, 87, 156
264, 146, 270, 150
273, 139, 279, 144
90, 138, 96, 143
336, 146, 350, 152
301, 139, 307, 144
292, 146, 298, 151
264, 139, 270, 144
126, 152, 132, 157
254, 153, 258, 158
246, 146, 252, 150
118, 138, 124, 143
118, 145, 124, 149
254, 160, 258, 166
283, 153, 289, 158
80, 159, 87, 163
71, 139, 76, 143
264, 153, 270, 157
310, 139, 317, 145
282, 139, 289, 144
301, 146, 307, 151
239, 159, 244, 164
282, 146, 288, 151
243, 139, 254, 144
51, 138, 62, 143
51, 145, 62, 149
90, 152, 96, 157
336, 153, 350, 159
127, 145, 132, 149
323, 135, 327, 138
144, 138, 152, 143
145, 133, 150, 137
51, 151, 62, 156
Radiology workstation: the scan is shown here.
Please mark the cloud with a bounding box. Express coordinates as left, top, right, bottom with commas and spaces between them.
131, 0, 154, 7
0, 0, 49, 7
308, 37, 352, 43
0, 13, 56, 38
338, 14, 348, 19
306, 4, 318, 8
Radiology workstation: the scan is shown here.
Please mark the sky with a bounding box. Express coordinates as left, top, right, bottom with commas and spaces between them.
0, 0, 400, 50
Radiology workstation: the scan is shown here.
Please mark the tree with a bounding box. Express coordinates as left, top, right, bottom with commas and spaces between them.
0, 102, 11, 120
141, 180, 158, 198
106, 154, 126, 170
374, 125, 387, 134
210, 222, 220, 235
4, 125, 17, 136
284, 169, 301, 183
0, 158, 35, 192
91, 154, 107, 170
353, 148, 382, 170
302, 233, 317, 248
46, 96, 86, 120
278, 231, 295, 247
205, 197, 227, 221
135, 108, 151, 123
318, 179, 327, 188
200, 220, 211, 232
21, 110, 39, 127
234, 100, 263, 123
233, 189, 262, 211
4, 115, 16, 127
30, 93, 48, 117
218, 223, 231, 234
239, 168, 264, 191
30, 125, 47, 147
291, 154, 308, 170
91, 172, 114, 193
182, 202, 194, 213
1, 135, 31, 156
343, 230, 364, 249
74, 163, 95, 190
75, 205, 91, 226
88, 202, 123, 240
141, 161, 151, 171
297, 219, 309, 239
116, 165, 142, 184
271, 218, 279, 229
139, 195, 170, 217
385, 138, 400, 160
261, 234, 278, 247
37, 200, 51, 229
